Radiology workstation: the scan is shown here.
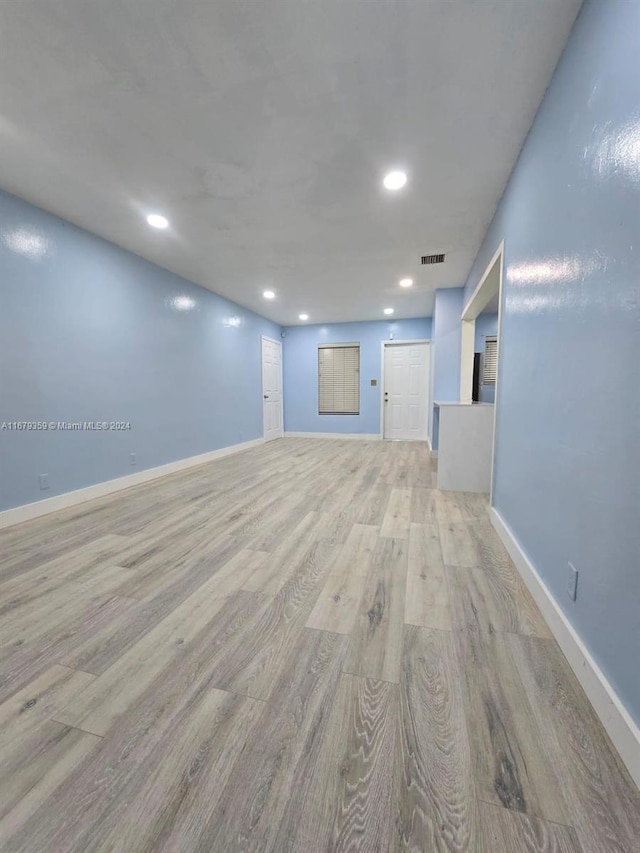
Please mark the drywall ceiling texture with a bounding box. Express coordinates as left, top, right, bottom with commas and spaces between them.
0, 0, 582, 324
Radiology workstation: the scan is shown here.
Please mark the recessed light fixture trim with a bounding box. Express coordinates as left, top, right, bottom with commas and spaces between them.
299, 313, 309, 321
147, 213, 169, 229
263, 290, 275, 299
399, 278, 413, 288
383, 308, 394, 315
383, 170, 407, 190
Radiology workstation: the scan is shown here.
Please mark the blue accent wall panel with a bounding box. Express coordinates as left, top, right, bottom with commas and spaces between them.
463, 0, 640, 724
432, 289, 464, 404
283, 318, 431, 435
474, 314, 498, 352
0, 189, 280, 512
429, 288, 464, 448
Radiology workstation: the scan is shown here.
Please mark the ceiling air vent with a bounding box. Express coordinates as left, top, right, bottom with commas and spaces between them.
421, 253, 445, 265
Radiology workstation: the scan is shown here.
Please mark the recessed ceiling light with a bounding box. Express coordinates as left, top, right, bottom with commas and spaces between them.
147, 213, 169, 229
384, 307, 394, 315
263, 290, 275, 299
299, 313, 309, 321
383, 170, 407, 190
399, 278, 413, 288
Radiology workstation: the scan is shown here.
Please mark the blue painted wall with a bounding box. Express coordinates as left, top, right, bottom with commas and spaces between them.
463, 0, 640, 725
0, 189, 280, 513
475, 314, 498, 404
283, 318, 432, 435
429, 288, 464, 448
474, 314, 498, 352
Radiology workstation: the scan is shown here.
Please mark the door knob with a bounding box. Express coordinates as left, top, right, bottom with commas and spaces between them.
263, 395, 269, 399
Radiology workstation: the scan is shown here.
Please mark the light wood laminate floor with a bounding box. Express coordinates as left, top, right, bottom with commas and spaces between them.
0, 438, 638, 852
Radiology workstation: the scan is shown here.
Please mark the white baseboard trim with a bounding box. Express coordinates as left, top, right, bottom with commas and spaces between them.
0, 437, 265, 531
284, 431, 382, 440
490, 506, 640, 789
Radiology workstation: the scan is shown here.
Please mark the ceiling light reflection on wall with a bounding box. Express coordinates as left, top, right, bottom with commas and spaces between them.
383, 171, 407, 190
147, 213, 169, 229
224, 316, 242, 328
3, 228, 51, 260
399, 278, 413, 288
170, 294, 196, 312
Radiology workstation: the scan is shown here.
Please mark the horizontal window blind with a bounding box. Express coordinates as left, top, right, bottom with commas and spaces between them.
483, 336, 498, 384
318, 344, 360, 414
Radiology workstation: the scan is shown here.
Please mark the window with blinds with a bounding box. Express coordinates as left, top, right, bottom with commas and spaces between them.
318, 343, 360, 414
483, 336, 498, 384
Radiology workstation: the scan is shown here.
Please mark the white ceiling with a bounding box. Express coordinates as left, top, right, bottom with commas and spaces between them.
0, 0, 582, 325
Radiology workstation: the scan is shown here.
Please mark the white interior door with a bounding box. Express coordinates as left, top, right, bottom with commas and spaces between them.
383, 342, 430, 440
261, 336, 283, 441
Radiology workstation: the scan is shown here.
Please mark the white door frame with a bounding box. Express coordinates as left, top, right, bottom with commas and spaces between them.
459, 241, 505, 504
380, 339, 432, 441
261, 335, 284, 441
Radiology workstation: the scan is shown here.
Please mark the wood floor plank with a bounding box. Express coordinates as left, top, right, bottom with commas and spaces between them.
0, 726, 99, 843
447, 563, 549, 638
394, 625, 481, 852
287, 673, 398, 853
344, 536, 408, 683
409, 487, 439, 524
0, 664, 98, 823
0, 562, 135, 620
478, 802, 582, 853
305, 524, 379, 634
465, 524, 552, 639
438, 521, 481, 568
241, 511, 321, 596
0, 534, 129, 587
108, 531, 241, 599
380, 488, 412, 539
452, 624, 571, 825
2, 595, 265, 853
239, 491, 320, 552
0, 594, 139, 705
53, 550, 268, 735
59, 536, 246, 675
355, 482, 392, 525
79, 688, 264, 853
189, 628, 349, 853
1, 437, 636, 853
209, 532, 342, 700
506, 633, 640, 853
0, 663, 95, 729
404, 522, 451, 629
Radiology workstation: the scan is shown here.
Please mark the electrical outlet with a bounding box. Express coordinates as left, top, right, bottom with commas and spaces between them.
130, 452, 137, 467
567, 562, 578, 601
39, 473, 49, 490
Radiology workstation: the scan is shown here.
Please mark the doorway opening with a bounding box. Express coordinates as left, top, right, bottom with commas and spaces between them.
381, 340, 431, 441
459, 242, 504, 501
